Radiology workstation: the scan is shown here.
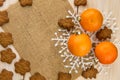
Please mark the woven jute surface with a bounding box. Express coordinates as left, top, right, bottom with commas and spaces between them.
2, 0, 81, 80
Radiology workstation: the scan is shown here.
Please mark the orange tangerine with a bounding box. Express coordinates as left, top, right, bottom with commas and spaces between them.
68, 33, 92, 56
95, 41, 118, 64
80, 8, 103, 32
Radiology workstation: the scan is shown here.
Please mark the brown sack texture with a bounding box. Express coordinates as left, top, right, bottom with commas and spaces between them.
2, 0, 81, 80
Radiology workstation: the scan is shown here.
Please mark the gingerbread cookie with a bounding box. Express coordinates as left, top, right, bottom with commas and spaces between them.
30, 72, 46, 80
58, 72, 71, 80
58, 18, 74, 31
74, 0, 87, 6
0, 32, 13, 48
0, 69, 13, 80
19, 0, 32, 7
96, 26, 112, 40
0, 0, 5, 6
82, 66, 98, 79
0, 11, 9, 26
15, 58, 31, 75
0, 48, 16, 64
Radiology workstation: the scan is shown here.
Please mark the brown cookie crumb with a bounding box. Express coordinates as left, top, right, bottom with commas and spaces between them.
58, 72, 71, 80
0, 11, 9, 26
0, 48, 16, 64
0, 32, 13, 48
0, 0, 5, 6
58, 18, 74, 31
96, 27, 112, 40
82, 66, 98, 79
19, 0, 32, 7
74, 0, 87, 6
15, 58, 31, 75
30, 72, 46, 80
0, 69, 13, 80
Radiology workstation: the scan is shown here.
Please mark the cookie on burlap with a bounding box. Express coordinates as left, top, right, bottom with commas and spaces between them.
0, 69, 13, 80
58, 72, 71, 80
0, 0, 5, 6
0, 48, 16, 64
0, 11, 9, 26
74, 0, 87, 6
82, 66, 98, 79
15, 58, 31, 75
30, 72, 46, 80
58, 18, 74, 31
0, 32, 13, 48
19, 0, 32, 7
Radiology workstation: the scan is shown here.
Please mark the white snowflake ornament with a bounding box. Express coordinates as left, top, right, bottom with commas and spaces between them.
52, 9, 119, 74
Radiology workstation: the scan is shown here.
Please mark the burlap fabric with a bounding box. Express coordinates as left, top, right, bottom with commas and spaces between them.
2, 0, 81, 80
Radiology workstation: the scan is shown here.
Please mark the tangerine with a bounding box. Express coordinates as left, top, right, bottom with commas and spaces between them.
80, 8, 103, 32
68, 33, 92, 56
95, 41, 118, 64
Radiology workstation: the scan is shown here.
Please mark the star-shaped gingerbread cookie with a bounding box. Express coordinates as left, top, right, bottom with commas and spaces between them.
19, 0, 32, 7
30, 72, 46, 80
58, 72, 72, 80
0, 69, 13, 80
96, 26, 112, 40
0, 0, 5, 6
0, 32, 13, 48
0, 11, 9, 26
58, 18, 74, 31
15, 58, 31, 75
74, 0, 87, 6
82, 66, 98, 79
0, 48, 16, 64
